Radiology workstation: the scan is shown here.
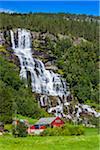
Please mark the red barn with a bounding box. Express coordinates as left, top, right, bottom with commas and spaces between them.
34, 117, 64, 128
28, 117, 64, 134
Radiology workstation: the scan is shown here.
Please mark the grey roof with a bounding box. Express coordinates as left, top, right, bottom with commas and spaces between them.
35, 117, 57, 125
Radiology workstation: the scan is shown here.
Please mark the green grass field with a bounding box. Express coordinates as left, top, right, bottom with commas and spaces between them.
0, 128, 99, 150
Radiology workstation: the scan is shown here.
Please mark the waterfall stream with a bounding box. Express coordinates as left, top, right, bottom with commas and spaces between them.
10, 29, 68, 98
10, 28, 100, 120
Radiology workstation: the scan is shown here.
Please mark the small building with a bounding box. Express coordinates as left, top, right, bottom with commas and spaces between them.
28, 117, 64, 135
35, 117, 64, 128
28, 117, 64, 134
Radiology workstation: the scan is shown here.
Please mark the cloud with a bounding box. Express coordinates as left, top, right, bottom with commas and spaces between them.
0, 8, 15, 14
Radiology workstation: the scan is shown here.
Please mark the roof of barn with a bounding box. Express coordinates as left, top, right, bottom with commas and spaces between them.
35, 117, 58, 125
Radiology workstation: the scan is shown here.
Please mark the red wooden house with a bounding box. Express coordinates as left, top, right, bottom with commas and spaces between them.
34, 117, 64, 128
28, 117, 64, 134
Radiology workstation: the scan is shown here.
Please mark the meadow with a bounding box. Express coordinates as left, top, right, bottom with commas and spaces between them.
0, 128, 99, 150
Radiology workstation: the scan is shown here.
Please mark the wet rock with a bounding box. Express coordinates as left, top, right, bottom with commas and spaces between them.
0, 31, 5, 45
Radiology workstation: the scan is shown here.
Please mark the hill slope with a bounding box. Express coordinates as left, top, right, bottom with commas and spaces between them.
0, 13, 99, 123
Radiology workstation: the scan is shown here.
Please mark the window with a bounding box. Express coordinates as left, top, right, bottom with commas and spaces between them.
55, 120, 61, 123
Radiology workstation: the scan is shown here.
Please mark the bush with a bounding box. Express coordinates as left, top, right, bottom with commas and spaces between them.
12, 120, 28, 137
89, 117, 100, 128
41, 124, 84, 136
65, 124, 84, 135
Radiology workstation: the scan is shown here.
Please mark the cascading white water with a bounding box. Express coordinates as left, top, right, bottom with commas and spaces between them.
10, 29, 68, 98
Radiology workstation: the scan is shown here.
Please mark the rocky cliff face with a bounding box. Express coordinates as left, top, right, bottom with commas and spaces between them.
0, 28, 87, 67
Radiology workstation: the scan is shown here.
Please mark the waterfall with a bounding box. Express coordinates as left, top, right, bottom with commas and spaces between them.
10, 29, 69, 98
10, 28, 100, 120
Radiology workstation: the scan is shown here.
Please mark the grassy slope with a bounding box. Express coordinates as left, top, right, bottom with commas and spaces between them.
16, 114, 38, 124
0, 128, 99, 150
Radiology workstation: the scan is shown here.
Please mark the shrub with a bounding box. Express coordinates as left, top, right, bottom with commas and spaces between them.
12, 120, 28, 137
89, 117, 99, 128
41, 124, 84, 136
63, 124, 84, 135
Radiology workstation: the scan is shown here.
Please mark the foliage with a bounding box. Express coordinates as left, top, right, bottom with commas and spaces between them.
41, 124, 84, 136
50, 39, 99, 103
5, 124, 12, 132
30, 31, 99, 104
0, 13, 99, 42
0, 81, 13, 123
0, 56, 23, 90
12, 121, 28, 137
15, 88, 50, 119
89, 117, 100, 128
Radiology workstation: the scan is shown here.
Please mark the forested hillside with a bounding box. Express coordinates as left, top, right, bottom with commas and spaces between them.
0, 13, 99, 123
0, 13, 99, 41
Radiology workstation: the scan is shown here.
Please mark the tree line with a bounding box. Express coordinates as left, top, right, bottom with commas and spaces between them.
0, 12, 99, 42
